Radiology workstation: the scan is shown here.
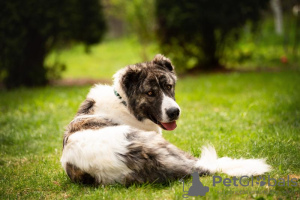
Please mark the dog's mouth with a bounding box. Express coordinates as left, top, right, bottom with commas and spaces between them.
148, 115, 177, 131
159, 121, 177, 131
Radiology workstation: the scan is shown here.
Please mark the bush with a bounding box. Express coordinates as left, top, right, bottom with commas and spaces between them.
155, 0, 269, 71
0, 0, 106, 88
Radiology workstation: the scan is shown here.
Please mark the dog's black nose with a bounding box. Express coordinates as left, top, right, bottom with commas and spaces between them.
166, 107, 180, 120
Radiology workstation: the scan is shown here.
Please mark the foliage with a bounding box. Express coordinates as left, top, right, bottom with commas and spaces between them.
0, 0, 106, 88
155, 0, 269, 71
223, 15, 300, 69
104, 0, 156, 60
1, 70, 300, 199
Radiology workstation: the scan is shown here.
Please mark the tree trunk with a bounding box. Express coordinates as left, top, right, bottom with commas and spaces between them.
270, 0, 283, 35
199, 25, 223, 71
5, 31, 47, 88
293, 5, 300, 56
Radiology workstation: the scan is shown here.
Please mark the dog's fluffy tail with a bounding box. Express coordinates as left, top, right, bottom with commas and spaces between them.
195, 146, 271, 176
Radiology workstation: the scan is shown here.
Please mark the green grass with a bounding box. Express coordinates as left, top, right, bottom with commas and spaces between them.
1, 70, 300, 199
45, 37, 159, 80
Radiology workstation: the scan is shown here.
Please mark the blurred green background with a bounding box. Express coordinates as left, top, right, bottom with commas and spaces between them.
0, 0, 299, 87
0, 0, 300, 199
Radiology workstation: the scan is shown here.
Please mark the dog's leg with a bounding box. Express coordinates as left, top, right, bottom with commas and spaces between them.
120, 131, 208, 186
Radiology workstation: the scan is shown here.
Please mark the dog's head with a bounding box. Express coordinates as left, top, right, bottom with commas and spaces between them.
113, 54, 180, 131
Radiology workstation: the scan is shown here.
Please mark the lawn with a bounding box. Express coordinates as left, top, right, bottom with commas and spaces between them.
1, 69, 300, 199
45, 37, 159, 80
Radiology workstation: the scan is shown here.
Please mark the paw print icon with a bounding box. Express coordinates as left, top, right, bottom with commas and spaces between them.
256, 176, 266, 186
180, 172, 209, 198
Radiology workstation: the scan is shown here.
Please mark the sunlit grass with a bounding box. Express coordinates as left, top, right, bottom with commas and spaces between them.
45, 37, 159, 80
1, 70, 299, 199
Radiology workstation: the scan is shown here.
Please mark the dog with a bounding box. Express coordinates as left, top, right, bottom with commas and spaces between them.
60, 54, 271, 186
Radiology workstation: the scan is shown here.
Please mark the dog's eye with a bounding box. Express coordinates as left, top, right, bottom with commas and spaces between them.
166, 85, 172, 90
147, 91, 154, 97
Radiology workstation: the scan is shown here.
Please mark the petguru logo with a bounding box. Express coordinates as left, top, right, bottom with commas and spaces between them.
180, 172, 299, 198
213, 175, 299, 187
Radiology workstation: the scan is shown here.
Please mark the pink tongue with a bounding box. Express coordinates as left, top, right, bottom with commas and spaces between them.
161, 121, 177, 131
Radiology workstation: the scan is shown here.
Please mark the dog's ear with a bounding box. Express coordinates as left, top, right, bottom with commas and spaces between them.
152, 54, 174, 71
121, 66, 146, 97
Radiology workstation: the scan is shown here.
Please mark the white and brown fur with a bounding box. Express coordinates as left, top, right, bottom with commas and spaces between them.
61, 54, 271, 186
